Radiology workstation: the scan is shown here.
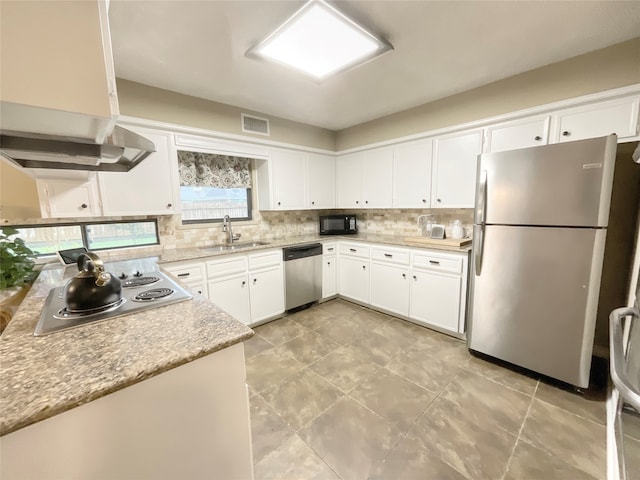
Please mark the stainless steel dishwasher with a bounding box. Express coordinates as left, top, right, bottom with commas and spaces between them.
283, 243, 323, 310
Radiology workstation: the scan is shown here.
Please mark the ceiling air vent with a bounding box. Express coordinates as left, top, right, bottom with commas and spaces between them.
241, 113, 270, 136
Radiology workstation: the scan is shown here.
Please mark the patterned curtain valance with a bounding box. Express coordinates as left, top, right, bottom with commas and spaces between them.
177, 151, 252, 188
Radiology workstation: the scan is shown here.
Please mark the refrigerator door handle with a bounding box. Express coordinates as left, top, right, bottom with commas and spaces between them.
609, 307, 640, 410
474, 224, 484, 275
476, 170, 487, 224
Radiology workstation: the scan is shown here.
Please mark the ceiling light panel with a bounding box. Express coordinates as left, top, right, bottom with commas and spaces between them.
247, 0, 392, 80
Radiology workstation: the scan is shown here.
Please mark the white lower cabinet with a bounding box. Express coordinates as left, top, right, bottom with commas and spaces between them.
409, 270, 462, 333
161, 259, 208, 299
206, 250, 284, 326
338, 250, 370, 304
322, 242, 337, 299
370, 262, 410, 317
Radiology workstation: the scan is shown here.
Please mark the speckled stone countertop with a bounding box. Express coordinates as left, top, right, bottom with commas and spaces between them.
0, 259, 253, 436
157, 232, 471, 264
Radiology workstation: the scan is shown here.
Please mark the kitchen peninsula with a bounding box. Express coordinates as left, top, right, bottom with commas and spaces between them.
0, 258, 255, 480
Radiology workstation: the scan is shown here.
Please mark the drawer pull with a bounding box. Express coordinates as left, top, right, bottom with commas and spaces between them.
384, 253, 393, 258
350, 248, 357, 252
177, 273, 190, 278
429, 260, 440, 265
327, 247, 334, 252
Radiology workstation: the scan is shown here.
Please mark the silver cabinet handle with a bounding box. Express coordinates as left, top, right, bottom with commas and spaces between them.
428, 260, 440, 265
609, 307, 640, 410
177, 273, 190, 278
384, 253, 393, 258
350, 248, 356, 252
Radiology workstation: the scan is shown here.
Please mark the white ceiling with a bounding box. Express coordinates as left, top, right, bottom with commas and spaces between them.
109, 1, 640, 131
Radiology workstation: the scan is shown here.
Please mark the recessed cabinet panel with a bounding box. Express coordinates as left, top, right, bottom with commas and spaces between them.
208, 273, 251, 325
322, 256, 337, 298
432, 129, 483, 208
98, 128, 177, 216
338, 256, 370, 304
306, 153, 335, 209
370, 262, 410, 317
249, 266, 284, 324
554, 97, 640, 143
392, 139, 433, 208
410, 270, 462, 333
485, 116, 550, 153
36, 177, 101, 218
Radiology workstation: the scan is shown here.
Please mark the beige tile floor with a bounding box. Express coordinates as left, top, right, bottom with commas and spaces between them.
245, 299, 610, 480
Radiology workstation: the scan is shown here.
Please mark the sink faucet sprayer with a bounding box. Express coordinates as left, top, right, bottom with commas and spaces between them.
223, 215, 241, 244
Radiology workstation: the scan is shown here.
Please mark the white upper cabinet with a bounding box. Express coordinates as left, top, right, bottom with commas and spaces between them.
431, 129, 483, 208
551, 96, 640, 143
336, 147, 393, 208
0, 0, 118, 142
306, 153, 335, 209
392, 139, 433, 208
256, 148, 305, 210
98, 127, 178, 216
336, 152, 364, 208
484, 116, 550, 153
362, 147, 393, 208
36, 173, 101, 218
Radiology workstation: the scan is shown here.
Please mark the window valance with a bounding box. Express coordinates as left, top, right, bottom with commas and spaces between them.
177, 151, 252, 188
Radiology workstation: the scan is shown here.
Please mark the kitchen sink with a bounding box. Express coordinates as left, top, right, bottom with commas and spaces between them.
202, 241, 271, 252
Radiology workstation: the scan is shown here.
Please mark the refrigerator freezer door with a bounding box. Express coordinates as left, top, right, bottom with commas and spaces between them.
468, 225, 606, 387
476, 135, 617, 227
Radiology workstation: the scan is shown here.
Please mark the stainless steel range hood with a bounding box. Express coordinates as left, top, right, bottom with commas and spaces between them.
0, 125, 155, 172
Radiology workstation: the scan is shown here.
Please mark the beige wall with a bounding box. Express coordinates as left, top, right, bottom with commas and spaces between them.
336, 38, 640, 150
0, 161, 40, 219
116, 79, 336, 151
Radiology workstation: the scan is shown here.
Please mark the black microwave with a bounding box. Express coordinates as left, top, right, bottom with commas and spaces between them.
319, 215, 357, 235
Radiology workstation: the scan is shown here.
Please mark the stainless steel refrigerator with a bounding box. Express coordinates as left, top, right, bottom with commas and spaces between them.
467, 134, 618, 388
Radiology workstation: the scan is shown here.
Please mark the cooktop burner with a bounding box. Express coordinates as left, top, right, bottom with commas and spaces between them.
55, 298, 126, 319
133, 288, 174, 302
122, 276, 160, 288
34, 269, 193, 336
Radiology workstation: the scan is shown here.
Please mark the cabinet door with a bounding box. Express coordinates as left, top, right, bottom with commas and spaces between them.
249, 266, 284, 324
392, 140, 432, 208
98, 128, 177, 216
362, 147, 393, 208
409, 270, 461, 333
36, 177, 101, 218
432, 129, 483, 208
370, 262, 410, 317
306, 153, 335, 209
270, 148, 305, 210
554, 97, 640, 143
336, 152, 363, 208
322, 255, 337, 298
484, 116, 550, 153
208, 273, 251, 325
338, 256, 370, 304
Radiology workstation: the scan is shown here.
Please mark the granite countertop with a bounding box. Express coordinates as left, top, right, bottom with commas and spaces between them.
0, 260, 254, 436
157, 232, 472, 264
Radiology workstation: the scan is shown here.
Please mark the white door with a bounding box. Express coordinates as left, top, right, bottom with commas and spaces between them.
37, 177, 101, 218
338, 256, 370, 304
271, 148, 305, 210
249, 266, 285, 324
306, 153, 335, 209
208, 273, 251, 325
432, 129, 483, 208
336, 152, 363, 208
392, 139, 432, 208
370, 262, 410, 317
484, 116, 550, 153
98, 129, 177, 216
322, 255, 337, 298
410, 270, 461, 333
362, 147, 393, 208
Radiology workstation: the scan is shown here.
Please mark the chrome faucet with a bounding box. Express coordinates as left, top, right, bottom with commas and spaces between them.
223, 215, 241, 244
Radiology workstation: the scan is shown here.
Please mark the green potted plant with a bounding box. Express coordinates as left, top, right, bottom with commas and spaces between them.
0, 227, 37, 290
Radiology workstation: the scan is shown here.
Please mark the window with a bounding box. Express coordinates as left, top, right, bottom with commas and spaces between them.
12, 220, 159, 257
177, 151, 253, 224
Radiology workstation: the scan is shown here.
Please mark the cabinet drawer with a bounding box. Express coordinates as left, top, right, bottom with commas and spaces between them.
207, 256, 248, 278
163, 261, 206, 282
322, 242, 337, 256
412, 253, 462, 274
371, 247, 410, 265
248, 250, 281, 270
339, 243, 370, 258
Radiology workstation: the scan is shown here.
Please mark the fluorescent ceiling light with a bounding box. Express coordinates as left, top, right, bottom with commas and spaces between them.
247, 0, 393, 80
